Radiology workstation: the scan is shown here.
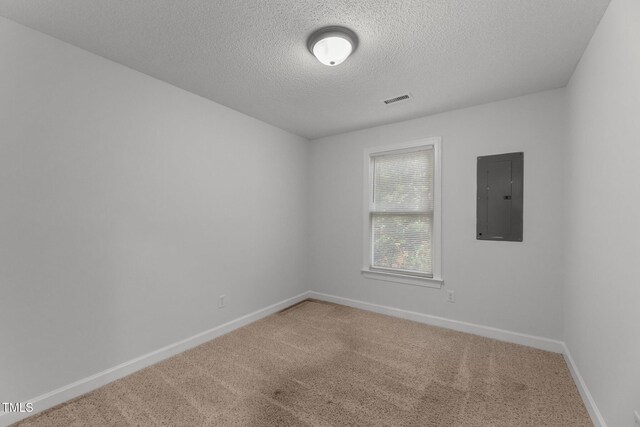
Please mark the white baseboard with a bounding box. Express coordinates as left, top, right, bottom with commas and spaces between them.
2, 291, 605, 427
309, 291, 606, 427
562, 344, 607, 427
308, 291, 565, 353
0, 291, 310, 427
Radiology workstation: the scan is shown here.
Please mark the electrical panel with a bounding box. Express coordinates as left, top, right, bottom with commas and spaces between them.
477, 152, 523, 242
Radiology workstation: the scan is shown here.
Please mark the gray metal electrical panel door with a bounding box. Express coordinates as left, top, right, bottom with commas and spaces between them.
477, 152, 523, 242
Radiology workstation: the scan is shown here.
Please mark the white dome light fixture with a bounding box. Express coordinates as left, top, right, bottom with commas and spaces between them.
307, 26, 358, 67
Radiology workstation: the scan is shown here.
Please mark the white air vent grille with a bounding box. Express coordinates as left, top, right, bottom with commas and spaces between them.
383, 94, 411, 105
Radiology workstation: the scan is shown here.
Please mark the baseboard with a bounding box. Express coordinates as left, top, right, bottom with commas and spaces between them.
308, 291, 565, 353
562, 344, 608, 427
2, 291, 606, 427
309, 291, 607, 427
0, 291, 311, 427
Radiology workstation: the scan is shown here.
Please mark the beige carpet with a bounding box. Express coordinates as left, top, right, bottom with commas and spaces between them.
15, 300, 592, 426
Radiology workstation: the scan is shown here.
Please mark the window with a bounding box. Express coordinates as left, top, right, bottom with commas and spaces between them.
362, 138, 442, 288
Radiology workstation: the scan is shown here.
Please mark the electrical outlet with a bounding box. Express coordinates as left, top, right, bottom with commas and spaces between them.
633, 410, 640, 427
218, 295, 226, 309
446, 290, 455, 303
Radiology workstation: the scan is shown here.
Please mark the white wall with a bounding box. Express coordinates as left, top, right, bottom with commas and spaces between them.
309, 89, 566, 340
565, 0, 640, 425
0, 16, 309, 403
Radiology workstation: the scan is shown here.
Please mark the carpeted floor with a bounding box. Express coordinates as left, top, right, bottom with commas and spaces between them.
15, 300, 592, 426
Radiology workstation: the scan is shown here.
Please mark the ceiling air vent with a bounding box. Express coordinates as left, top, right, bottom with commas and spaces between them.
383, 93, 412, 105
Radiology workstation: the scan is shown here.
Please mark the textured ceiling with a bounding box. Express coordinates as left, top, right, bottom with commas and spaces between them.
0, 0, 610, 139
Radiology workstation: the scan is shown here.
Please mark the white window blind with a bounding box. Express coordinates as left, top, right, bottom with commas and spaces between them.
370, 147, 434, 277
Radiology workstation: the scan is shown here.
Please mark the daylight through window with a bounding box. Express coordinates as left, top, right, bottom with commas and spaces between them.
369, 146, 434, 277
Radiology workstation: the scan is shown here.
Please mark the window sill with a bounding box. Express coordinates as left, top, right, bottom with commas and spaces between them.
361, 269, 443, 289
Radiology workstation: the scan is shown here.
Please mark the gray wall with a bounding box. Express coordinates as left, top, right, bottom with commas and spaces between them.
565, 0, 640, 425
0, 17, 310, 402
309, 89, 566, 340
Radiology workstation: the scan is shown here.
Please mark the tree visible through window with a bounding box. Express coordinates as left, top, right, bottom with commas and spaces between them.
370, 147, 434, 277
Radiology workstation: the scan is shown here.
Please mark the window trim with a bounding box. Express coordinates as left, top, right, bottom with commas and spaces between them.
361, 137, 443, 289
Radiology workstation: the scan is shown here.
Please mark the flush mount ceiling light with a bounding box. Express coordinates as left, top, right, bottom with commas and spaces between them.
307, 26, 358, 67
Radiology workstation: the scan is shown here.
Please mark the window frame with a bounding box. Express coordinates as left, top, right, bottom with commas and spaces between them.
361, 137, 443, 288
